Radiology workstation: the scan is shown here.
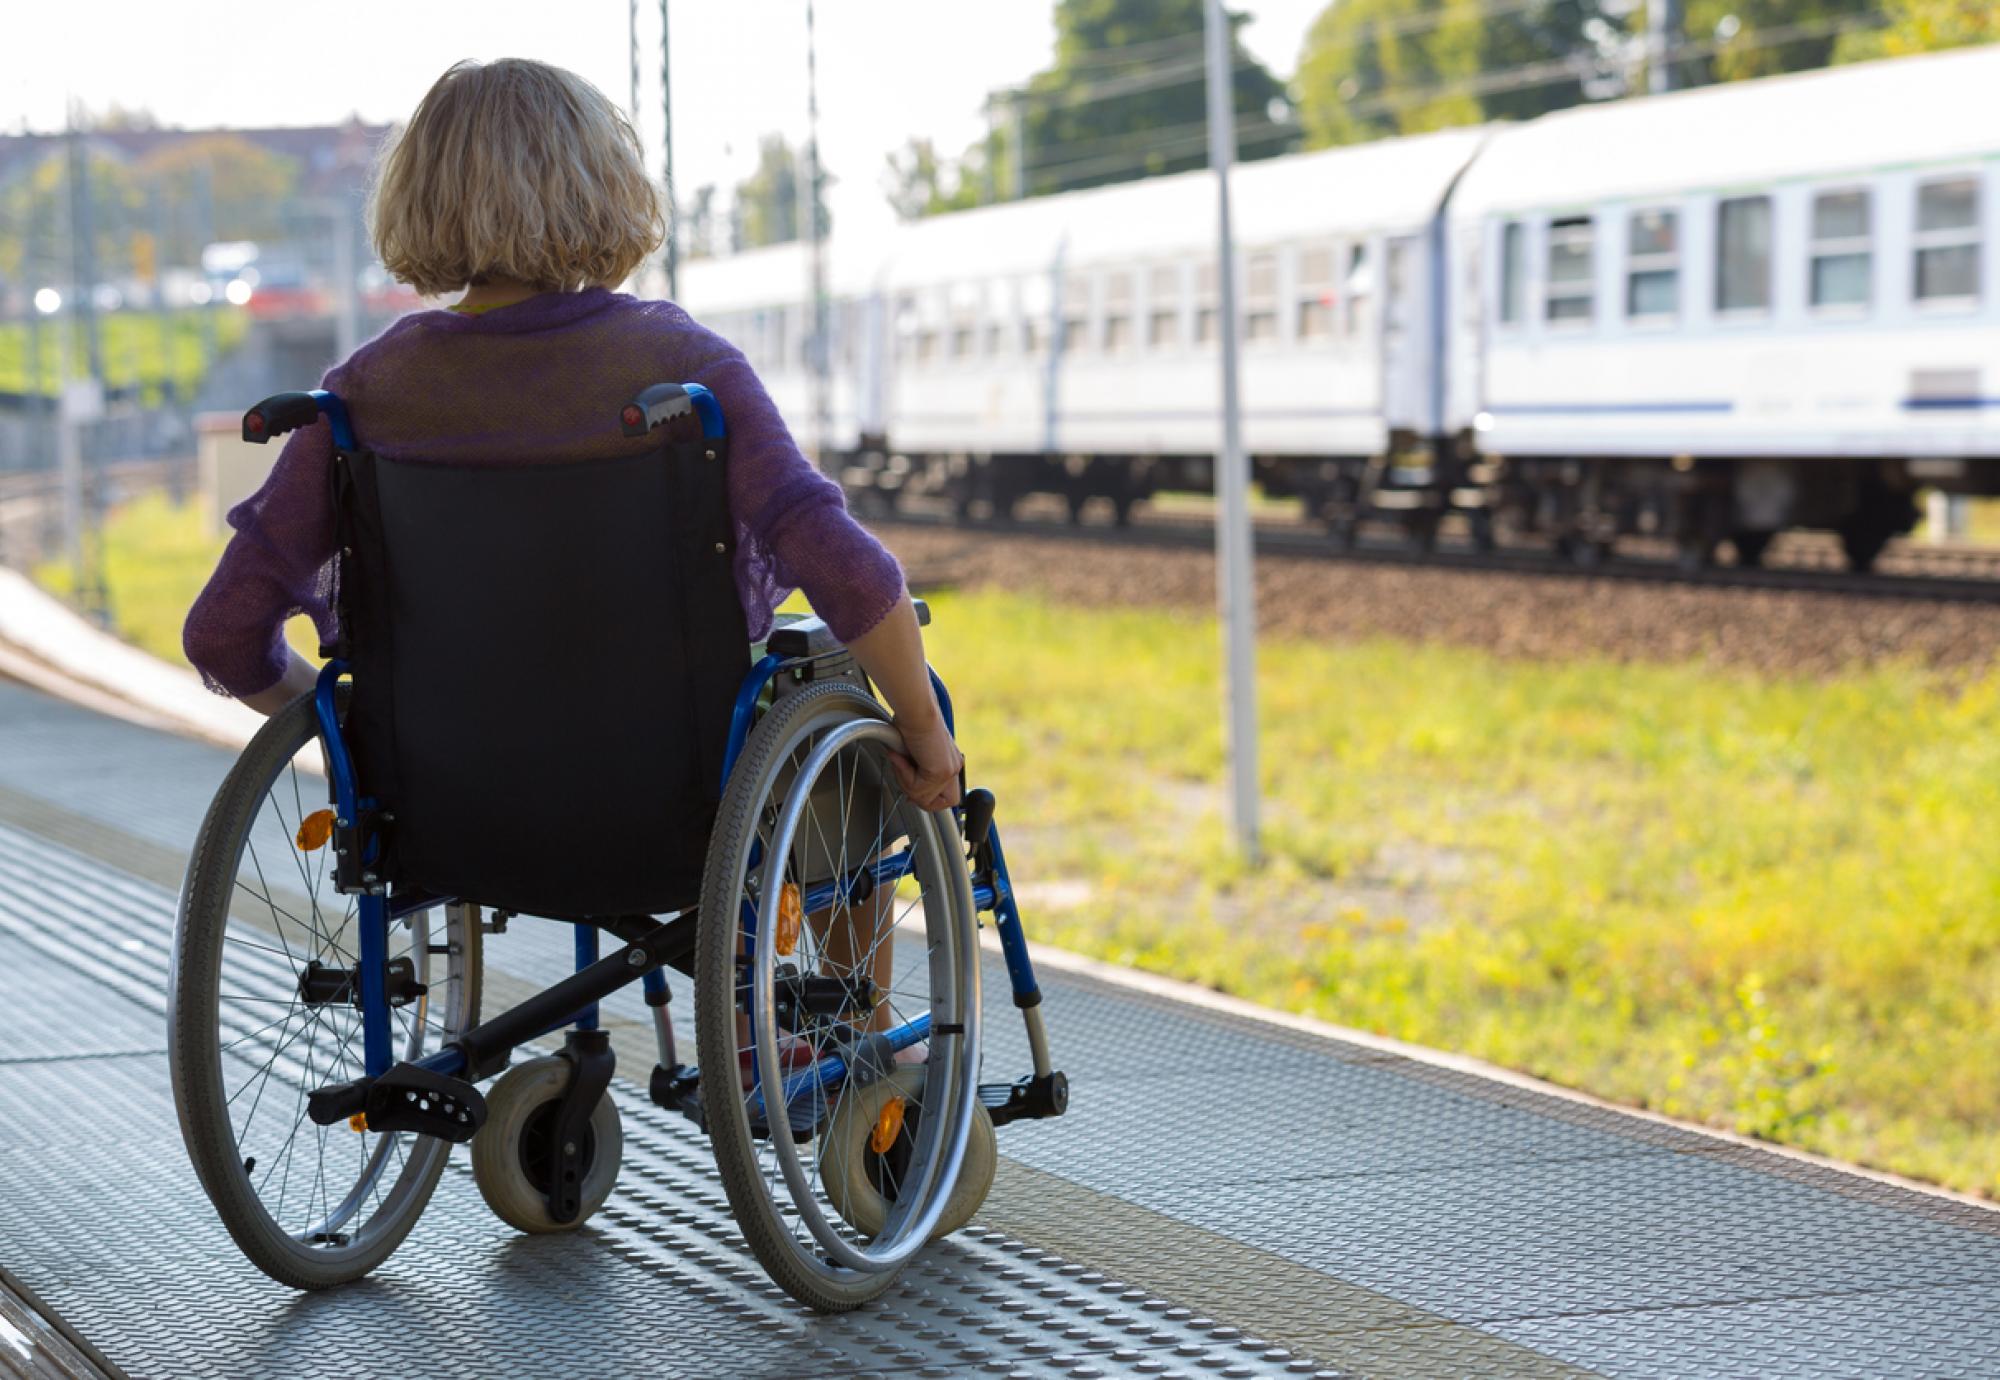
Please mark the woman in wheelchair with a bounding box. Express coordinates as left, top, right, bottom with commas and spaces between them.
168, 58, 1064, 1312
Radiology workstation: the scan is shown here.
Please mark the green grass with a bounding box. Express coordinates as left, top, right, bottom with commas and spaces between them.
0, 308, 249, 403
34, 492, 318, 667
44, 494, 2000, 1198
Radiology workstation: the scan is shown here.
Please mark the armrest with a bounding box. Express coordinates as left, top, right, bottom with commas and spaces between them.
765, 598, 929, 660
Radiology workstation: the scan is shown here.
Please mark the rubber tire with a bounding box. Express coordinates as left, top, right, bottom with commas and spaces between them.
170, 690, 482, 1290
822, 1068, 997, 1242
471, 1057, 623, 1234
1730, 529, 1773, 569
697, 680, 910, 1313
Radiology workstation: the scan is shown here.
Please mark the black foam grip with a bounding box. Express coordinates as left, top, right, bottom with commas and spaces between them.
243, 392, 321, 444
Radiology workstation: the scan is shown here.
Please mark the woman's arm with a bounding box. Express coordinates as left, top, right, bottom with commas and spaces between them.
846, 592, 964, 811
682, 328, 963, 809
183, 414, 341, 712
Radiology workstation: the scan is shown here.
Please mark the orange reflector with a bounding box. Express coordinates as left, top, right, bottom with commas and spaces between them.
869, 1096, 906, 1155
296, 808, 336, 851
347, 1112, 369, 1133
775, 882, 804, 957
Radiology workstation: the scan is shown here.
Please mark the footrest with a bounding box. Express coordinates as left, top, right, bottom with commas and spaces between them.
980, 1071, 1069, 1127
649, 1063, 704, 1129
648, 1063, 823, 1143
306, 1064, 486, 1143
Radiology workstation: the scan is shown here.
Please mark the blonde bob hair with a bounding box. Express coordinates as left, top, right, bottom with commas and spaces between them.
369, 59, 664, 297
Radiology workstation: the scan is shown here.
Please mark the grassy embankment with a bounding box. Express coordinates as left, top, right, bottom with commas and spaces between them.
0, 309, 248, 403
40, 492, 2000, 1198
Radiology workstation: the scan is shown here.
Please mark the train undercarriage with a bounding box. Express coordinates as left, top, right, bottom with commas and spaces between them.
838, 440, 1992, 574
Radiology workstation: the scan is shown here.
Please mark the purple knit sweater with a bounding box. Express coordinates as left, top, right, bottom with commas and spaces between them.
183, 289, 905, 698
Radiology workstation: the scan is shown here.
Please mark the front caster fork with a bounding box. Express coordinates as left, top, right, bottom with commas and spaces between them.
547, 1028, 616, 1223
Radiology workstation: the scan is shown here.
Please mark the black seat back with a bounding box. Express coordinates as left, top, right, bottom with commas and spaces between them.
334, 440, 749, 918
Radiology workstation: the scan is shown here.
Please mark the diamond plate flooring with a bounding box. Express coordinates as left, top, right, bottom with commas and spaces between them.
0, 678, 1997, 1379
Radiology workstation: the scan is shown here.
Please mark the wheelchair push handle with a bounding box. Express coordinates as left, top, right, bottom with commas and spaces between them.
620, 382, 725, 441
242, 389, 356, 450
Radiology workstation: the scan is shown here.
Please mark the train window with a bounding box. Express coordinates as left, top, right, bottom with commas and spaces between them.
1296, 247, 1335, 339
1245, 252, 1279, 342
1148, 265, 1180, 348
1625, 208, 1678, 320
1103, 270, 1135, 353
1715, 195, 1772, 314
1809, 189, 1871, 310
1195, 261, 1219, 344
1021, 275, 1052, 354
1915, 178, 1980, 303
1498, 222, 1525, 325
1343, 245, 1370, 334
1545, 216, 1594, 323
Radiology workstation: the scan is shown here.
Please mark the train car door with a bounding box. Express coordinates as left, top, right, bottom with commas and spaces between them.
1380, 233, 1431, 436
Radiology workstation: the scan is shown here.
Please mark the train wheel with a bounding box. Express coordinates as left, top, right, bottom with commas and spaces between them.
1839, 521, 1891, 574
1729, 530, 1772, 569
1467, 510, 1496, 553
1559, 535, 1610, 570
1675, 536, 1715, 572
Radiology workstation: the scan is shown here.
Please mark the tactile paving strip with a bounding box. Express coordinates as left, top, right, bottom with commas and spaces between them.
0, 820, 1327, 1380
7, 678, 2000, 1379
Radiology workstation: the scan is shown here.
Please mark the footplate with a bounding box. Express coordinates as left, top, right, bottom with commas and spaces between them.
648, 1063, 821, 1142
307, 1063, 487, 1143
979, 1071, 1069, 1127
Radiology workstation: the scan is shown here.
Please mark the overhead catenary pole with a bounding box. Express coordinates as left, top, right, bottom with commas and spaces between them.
1203, 0, 1260, 861
804, 0, 830, 468
1648, 0, 1682, 93
660, 0, 677, 299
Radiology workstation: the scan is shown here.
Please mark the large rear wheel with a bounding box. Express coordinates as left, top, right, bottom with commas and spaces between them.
695, 679, 982, 1312
169, 691, 481, 1289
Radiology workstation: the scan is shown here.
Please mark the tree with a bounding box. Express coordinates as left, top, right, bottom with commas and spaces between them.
137, 134, 301, 262
882, 137, 987, 220
680, 183, 720, 260
733, 135, 831, 250
883, 0, 1296, 220
1833, 0, 2000, 63
1014, 0, 1297, 196
1296, 0, 1612, 147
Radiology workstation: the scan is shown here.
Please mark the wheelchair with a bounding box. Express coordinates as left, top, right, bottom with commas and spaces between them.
167, 382, 1067, 1312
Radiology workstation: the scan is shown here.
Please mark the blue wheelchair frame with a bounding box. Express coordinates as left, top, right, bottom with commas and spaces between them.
283, 385, 1051, 1123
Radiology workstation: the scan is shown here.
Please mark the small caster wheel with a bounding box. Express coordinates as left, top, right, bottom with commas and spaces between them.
823, 1067, 997, 1241
472, 1056, 623, 1234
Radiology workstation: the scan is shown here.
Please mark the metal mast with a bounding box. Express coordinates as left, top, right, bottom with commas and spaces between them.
1204, 0, 1260, 861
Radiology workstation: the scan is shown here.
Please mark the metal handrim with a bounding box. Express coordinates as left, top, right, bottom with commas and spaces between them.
749, 720, 981, 1273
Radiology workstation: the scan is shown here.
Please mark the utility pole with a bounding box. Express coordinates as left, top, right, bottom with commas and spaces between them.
194, 164, 218, 379
1204, 0, 1260, 861
628, 0, 641, 131
65, 114, 103, 386
148, 184, 174, 404
804, 0, 830, 469
660, 0, 677, 299
1648, 0, 1682, 94
1007, 93, 1026, 201
332, 192, 359, 360
25, 188, 48, 470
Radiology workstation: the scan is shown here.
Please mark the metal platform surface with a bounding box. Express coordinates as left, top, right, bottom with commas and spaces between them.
1, 676, 1997, 1379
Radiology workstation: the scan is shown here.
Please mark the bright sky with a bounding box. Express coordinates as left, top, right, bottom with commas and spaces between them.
8, 0, 1330, 240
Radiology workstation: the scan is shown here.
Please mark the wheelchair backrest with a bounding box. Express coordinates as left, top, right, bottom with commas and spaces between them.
334, 438, 749, 919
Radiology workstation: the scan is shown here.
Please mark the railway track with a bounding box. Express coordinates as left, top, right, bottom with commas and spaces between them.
880, 496, 2000, 605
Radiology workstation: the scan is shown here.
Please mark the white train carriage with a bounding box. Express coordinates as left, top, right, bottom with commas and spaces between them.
680, 242, 881, 460
680, 130, 1486, 524
1446, 46, 2000, 568
863, 127, 1484, 521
